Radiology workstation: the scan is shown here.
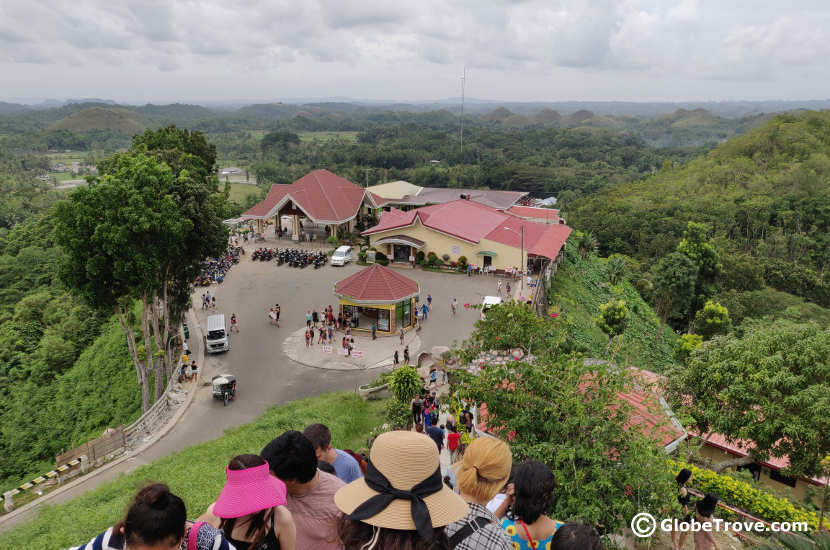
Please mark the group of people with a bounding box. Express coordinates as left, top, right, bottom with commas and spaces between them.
178, 348, 198, 383
70, 422, 610, 550
201, 291, 217, 310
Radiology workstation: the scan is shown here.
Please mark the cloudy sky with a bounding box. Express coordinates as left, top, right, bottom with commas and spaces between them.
2, 0, 828, 104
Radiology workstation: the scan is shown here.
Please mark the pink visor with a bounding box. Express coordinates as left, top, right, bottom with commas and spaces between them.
213, 463, 287, 518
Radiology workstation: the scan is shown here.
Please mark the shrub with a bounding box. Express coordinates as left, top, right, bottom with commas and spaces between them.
416, 251, 425, 263
389, 366, 421, 402
357, 251, 367, 262
427, 251, 438, 261
442, 253, 450, 262
457, 256, 468, 269
668, 460, 826, 530
374, 251, 389, 265
384, 399, 411, 429
326, 235, 339, 246
674, 333, 703, 363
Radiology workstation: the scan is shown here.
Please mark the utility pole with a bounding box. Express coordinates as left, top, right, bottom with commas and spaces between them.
364, 168, 370, 188
460, 66, 466, 156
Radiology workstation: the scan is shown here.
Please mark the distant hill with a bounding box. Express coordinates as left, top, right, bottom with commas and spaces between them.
483, 107, 514, 122
0, 102, 29, 115
532, 108, 562, 125
50, 107, 144, 135
568, 110, 830, 309
133, 103, 215, 124
657, 108, 721, 128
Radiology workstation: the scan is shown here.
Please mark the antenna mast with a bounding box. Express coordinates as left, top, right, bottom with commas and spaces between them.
460, 66, 466, 156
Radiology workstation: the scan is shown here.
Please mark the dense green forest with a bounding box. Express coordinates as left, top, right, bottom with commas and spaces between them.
567, 111, 830, 332
0, 101, 821, 490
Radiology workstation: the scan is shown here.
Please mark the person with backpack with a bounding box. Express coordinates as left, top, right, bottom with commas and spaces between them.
68, 483, 234, 550
446, 437, 513, 550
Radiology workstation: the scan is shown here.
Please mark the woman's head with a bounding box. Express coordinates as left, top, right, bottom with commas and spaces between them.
513, 460, 556, 524
115, 483, 186, 550
454, 437, 512, 503
551, 523, 603, 550
338, 516, 450, 550
676, 468, 692, 486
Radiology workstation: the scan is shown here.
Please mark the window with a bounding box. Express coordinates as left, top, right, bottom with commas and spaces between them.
769, 469, 797, 488
378, 309, 390, 331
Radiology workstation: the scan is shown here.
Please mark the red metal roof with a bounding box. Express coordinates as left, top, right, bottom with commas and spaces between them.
335, 264, 420, 303
241, 169, 365, 223
364, 200, 571, 260
507, 205, 560, 222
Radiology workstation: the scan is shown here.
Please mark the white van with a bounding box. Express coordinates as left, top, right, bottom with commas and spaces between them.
480, 296, 503, 320
331, 245, 353, 266
205, 314, 229, 353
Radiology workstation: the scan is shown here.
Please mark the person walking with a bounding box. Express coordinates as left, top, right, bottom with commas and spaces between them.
506, 282, 511, 296
452, 298, 458, 316
211, 296, 216, 311
393, 350, 399, 367
318, 325, 325, 344
371, 323, 377, 340
427, 294, 432, 310
411, 394, 423, 425
498, 461, 562, 549
403, 345, 410, 365
230, 313, 239, 333
327, 324, 334, 344
399, 328, 404, 345
274, 304, 281, 327
497, 280, 503, 296
421, 302, 429, 321
312, 308, 319, 328
305, 330, 311, 348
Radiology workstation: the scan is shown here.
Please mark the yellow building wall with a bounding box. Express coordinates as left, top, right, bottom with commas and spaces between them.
368, 219, 526, 271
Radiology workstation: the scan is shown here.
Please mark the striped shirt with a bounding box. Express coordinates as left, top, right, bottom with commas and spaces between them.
67, 523, 235, 550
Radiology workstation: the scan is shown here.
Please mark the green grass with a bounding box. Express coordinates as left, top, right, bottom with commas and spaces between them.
52, 172, 79, 182
298, 131, 358, 143
226, 182, 261, 203
0, 393, 386, 549
548, 244, 678, 371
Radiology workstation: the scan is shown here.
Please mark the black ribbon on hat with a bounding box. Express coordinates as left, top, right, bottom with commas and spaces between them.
346, 459, 444, 541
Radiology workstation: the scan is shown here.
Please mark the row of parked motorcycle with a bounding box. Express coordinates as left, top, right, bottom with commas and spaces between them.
277, 248, 328, 269
195, 246, 242, 286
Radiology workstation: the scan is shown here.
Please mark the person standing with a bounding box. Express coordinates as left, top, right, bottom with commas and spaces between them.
693, 495, 720, 550
421, 302, 429, 321
317, 325, 324, 344
211, 296, 216, 311
274, 303, 281, 327
403, 345, 410, 365
447, 424, 461, 462
411, 394, 423, 425
452, 298, 458, 316
446, 437, 514, 550
303, 424, 363, 484
261, 431, 345, 550
393, 350, 399, 367
371, 323, 377, 340
312, 308, 319, 328
499, 461, 562, 549
427, 294, 432, 310
306, 310, 312, 329
327, 324, 334, 344
230, 313, 239, 333
305, 330, 310, 348
497, 280, 503, 296
399, 328, 405, 345
426, 423, 444, 452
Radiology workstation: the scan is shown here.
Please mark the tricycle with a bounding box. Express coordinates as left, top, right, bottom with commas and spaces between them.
211, 374, 237, 406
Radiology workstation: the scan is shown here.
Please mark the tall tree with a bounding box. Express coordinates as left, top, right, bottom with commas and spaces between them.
666, 321, 830, 476
651, 252, 698, 338
56, 126, 228, 410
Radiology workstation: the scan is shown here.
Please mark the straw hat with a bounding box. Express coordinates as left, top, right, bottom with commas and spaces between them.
335, 431, 468, 532
213, 463, 287, 519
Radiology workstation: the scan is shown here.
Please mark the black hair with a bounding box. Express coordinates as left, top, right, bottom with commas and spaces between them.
114, 483, 186, 547
260, 430, 318, 483
303, 423, 332, 451
318, 461, 337, 475
338, 516, 450, 550
552, 523, 604, 550
676, 468, 692, 485
696, 493, 718, 518
219, 455, 272, 548
513, 460, 556, 524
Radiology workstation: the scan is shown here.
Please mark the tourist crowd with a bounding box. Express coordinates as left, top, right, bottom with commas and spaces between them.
69, 414, 677, 550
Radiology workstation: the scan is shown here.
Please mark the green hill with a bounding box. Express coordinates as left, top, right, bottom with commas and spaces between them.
50, 107, 143, 135
567, 110, 830, 309
547, 238, 678, 371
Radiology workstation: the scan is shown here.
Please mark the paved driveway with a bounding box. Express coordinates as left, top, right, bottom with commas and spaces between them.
0, 251, 500, 528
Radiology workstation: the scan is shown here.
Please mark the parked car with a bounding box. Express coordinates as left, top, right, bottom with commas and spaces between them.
205, 314, 230, 353
331, 245, 353, 266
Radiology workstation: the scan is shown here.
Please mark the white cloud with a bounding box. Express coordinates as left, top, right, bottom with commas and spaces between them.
0, 0, 828, 101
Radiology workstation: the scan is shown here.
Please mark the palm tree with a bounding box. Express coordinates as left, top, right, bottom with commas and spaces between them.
578, 231, 598, 259
607, 255, 626, 284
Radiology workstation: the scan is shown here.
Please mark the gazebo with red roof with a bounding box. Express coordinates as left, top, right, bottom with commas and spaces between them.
334, 264, 419, 334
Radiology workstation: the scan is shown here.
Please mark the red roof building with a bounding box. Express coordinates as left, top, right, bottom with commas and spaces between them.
506, 205, 560, 224
242, 169, 367, 224
335, 264, 420, 304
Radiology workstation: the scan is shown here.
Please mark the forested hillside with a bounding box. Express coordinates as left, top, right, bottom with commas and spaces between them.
567, 111, 830, 315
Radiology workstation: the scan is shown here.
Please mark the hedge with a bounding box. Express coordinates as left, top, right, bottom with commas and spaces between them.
668, 460, 827, 530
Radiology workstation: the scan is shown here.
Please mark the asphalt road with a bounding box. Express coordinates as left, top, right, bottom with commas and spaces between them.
0, 247, 499, 529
